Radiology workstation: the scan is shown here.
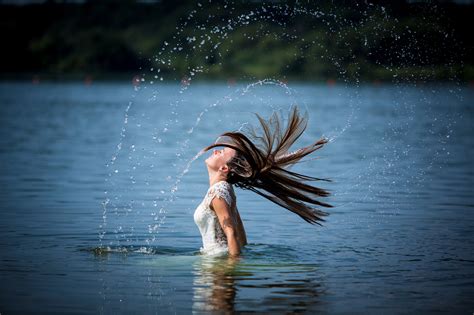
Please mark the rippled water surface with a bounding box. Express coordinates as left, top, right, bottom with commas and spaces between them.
0, 82, 473, 314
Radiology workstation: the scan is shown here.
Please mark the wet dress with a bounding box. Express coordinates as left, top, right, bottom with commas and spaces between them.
194, 181, 245, 256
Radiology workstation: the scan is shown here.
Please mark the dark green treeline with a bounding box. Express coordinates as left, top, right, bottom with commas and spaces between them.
1, 0, 473, 82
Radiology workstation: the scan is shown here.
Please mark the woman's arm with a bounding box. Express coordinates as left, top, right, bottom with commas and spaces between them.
211, 197, 241, 256
235, 209, 247, 246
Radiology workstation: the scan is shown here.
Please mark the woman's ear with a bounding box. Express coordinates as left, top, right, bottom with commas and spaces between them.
219, 164, 229, 174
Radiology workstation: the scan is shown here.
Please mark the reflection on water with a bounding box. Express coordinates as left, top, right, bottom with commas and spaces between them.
192, 245, 324, 314
193, 255, 240, 313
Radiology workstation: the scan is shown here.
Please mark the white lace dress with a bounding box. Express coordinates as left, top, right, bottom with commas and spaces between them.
194, 181, 235, 256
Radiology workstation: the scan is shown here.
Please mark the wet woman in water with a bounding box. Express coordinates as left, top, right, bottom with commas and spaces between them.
193, 106, 332, 256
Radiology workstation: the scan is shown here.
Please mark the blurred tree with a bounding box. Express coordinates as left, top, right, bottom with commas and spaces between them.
0, 0, 471, 81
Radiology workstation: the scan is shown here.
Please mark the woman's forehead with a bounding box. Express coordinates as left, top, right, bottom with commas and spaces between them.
214, 145, 233, 152
223, 147, 236, 155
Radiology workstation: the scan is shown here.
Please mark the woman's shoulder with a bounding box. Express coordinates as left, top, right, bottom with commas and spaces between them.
208, 181, 232, 196
211, 180, 231, 189
207, 181, 234, 206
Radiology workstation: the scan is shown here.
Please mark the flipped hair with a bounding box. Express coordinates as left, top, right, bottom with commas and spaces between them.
203, 106, 332, 225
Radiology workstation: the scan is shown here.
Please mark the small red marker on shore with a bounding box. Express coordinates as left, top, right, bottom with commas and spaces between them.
326, 79, 336, 86
181, 76, 190, 86
132, 75, 141, 87
84, 75, 93, 85
227, 78, 236, 86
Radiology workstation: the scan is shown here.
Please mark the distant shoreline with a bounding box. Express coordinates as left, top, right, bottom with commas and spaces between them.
1, 2, 472, 83
0, 74, 472, 88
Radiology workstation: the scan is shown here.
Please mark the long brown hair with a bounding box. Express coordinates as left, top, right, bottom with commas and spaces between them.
204, 106, 331, 225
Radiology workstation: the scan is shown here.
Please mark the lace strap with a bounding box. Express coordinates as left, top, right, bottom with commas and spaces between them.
207, 181, 233, 207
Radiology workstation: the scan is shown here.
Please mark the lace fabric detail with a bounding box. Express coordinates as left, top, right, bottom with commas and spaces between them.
205, 181, 234, 208
194, 181, 235, 256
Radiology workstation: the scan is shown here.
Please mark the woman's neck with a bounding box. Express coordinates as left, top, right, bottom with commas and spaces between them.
208, 170, 227, 187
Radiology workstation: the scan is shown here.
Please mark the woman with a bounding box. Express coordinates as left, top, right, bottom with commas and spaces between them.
194, 106, 332, 256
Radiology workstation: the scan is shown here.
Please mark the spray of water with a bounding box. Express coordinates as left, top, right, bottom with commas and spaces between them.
98, 1, 461, 250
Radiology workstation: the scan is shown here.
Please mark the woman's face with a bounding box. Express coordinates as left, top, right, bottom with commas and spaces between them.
205, 147, 236, 172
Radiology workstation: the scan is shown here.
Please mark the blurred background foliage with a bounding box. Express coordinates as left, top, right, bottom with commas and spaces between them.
0, 0, 472, 81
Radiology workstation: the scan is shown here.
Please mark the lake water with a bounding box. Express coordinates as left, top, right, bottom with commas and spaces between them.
0, 81, 473, 314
